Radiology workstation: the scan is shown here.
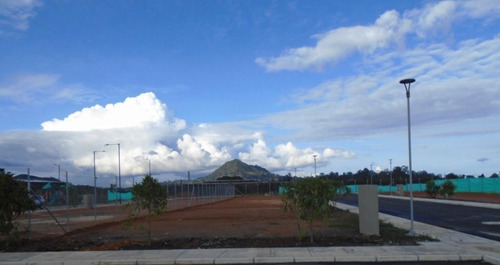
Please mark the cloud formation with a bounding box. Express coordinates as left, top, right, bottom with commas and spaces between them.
0, 74, 96, 104
255, 1, 498, 72
0, 92, 354, 184
256, 10, 408, 71
0, 0, 42, 35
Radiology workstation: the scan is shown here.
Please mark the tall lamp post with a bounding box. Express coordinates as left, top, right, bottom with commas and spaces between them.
53, 164, 60, 181
93, 150, 105, 221
400, 78, 416, 235
105, 143, 121, 204
370, 163, 374, 184
389, 159, 393, 195
146, 158, 151, 175
313, 155, 317, 177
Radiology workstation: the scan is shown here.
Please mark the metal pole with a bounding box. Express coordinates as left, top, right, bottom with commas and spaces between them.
27, 168, 31, 240
93, 150, 105, 221
370, 163, 373, 185
105, 143, 121, 204
389, 159, 393, 195
65, 171, 69, 230
118, 143, 121, 203
93, 151, 97, 221
54, 164, 60, 181
313, 155, 317, 177
400, 78, 415, 236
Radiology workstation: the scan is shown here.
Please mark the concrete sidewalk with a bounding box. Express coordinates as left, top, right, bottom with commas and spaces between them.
1, 201, 499, 265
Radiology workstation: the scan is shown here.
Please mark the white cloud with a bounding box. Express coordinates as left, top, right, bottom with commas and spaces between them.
239, 135, 354, 171
255, 1, 500, 72
459, 0, 500, 19
0, 0, 42, 34
41, 92, 184, 131
255, 10, 405, 71
256, 36, 500, 142
1, 92, 355, 184
0, 74, 96, 104
413, 0, 456, 38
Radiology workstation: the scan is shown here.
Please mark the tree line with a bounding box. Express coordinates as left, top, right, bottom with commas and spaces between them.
284, 166, 499, 186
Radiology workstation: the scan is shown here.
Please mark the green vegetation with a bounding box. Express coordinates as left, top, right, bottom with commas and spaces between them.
439, 180, 457, 199
0, 171, 36, 246
128, 175, 168, 245
203, 159, 277, 181
425, 180, 440, 198
425, 179, 457, 199
281, 177, 349, 242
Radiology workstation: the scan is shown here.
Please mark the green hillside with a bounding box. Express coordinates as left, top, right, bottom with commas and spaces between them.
202, 159, 274, 182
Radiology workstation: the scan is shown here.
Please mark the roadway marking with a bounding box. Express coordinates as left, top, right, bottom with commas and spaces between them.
481, 221, 500, 225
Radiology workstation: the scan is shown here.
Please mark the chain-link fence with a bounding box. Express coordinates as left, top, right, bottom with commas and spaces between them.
13, 181, 235, 240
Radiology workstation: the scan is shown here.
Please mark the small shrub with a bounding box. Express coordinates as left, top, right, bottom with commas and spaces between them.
425, 180, 440, 198
439, 180, 457, 199
281, 177, 349, 242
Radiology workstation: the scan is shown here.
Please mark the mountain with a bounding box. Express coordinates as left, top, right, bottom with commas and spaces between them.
202, 159, 274, 182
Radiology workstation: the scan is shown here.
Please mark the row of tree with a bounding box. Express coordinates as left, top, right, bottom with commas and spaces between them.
309, 167, 499, 186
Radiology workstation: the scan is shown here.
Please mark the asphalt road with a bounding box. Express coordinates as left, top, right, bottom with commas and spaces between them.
339, 194, 500, 241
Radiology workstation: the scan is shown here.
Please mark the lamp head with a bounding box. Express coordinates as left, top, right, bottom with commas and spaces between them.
399, 78, 415, 84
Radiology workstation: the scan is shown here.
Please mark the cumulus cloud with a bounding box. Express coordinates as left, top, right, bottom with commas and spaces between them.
256, 10, 406, 71
42, 92, 185, 131
240, 135, 354, 171
256, 0, 500, 72
1, 92, 354, 184
0, 0, 42, 34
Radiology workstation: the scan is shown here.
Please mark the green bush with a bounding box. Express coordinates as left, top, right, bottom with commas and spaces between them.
439, 180, 457, 199
281, 177, 349, 242
0, 171, 36, 247
128, 175, 167, 245
425, 180, 440, 198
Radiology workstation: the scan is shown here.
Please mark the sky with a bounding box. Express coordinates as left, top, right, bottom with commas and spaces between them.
0, 0, 499, 187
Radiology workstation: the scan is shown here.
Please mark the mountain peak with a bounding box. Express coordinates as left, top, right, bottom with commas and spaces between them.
202, 159, 273, 181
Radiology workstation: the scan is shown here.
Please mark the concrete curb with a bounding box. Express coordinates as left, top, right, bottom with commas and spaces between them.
1, 199, 499, 265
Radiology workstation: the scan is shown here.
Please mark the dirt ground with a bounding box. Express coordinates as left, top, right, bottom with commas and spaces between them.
4, 195, 432, 251
3, 192, 498, 252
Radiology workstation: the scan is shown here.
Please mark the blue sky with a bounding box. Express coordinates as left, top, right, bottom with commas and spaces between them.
0, 0, 499, 186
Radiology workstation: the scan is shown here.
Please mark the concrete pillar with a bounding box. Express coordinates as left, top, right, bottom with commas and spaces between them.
358, 185, 379, 235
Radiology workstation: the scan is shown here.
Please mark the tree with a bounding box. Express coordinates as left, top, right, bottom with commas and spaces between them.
281, 177, 349, 242
128, 175, 167, 245
0, 171, 36, 243
425, 180, 440, 198
445, 173, 460, 179
439, 180, 457, 199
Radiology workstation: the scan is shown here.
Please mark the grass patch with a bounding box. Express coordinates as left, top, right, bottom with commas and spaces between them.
325, 207, 436, 245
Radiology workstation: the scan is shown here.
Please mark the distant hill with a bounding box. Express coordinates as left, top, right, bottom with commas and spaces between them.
202, 159, 275, 182
14, 174, 62, 183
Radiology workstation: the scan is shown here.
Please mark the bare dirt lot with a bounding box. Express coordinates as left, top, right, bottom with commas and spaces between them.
4, 195, 435, 251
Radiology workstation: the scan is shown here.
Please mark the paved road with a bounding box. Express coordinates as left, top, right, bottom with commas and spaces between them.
340, 194, 500, 241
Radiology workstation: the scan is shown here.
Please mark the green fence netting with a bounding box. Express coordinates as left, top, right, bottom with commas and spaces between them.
348, 177, 499, 194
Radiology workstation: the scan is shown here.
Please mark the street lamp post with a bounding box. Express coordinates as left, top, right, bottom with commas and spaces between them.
54, 164, 60, 181
389, 159, 393, 195
93, 150, 105, 221
313, 155, 317, 177
146, 158, 151, 175
400, 78, 416, 235
105, 143, 121, 204
370, 163, 374, 185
